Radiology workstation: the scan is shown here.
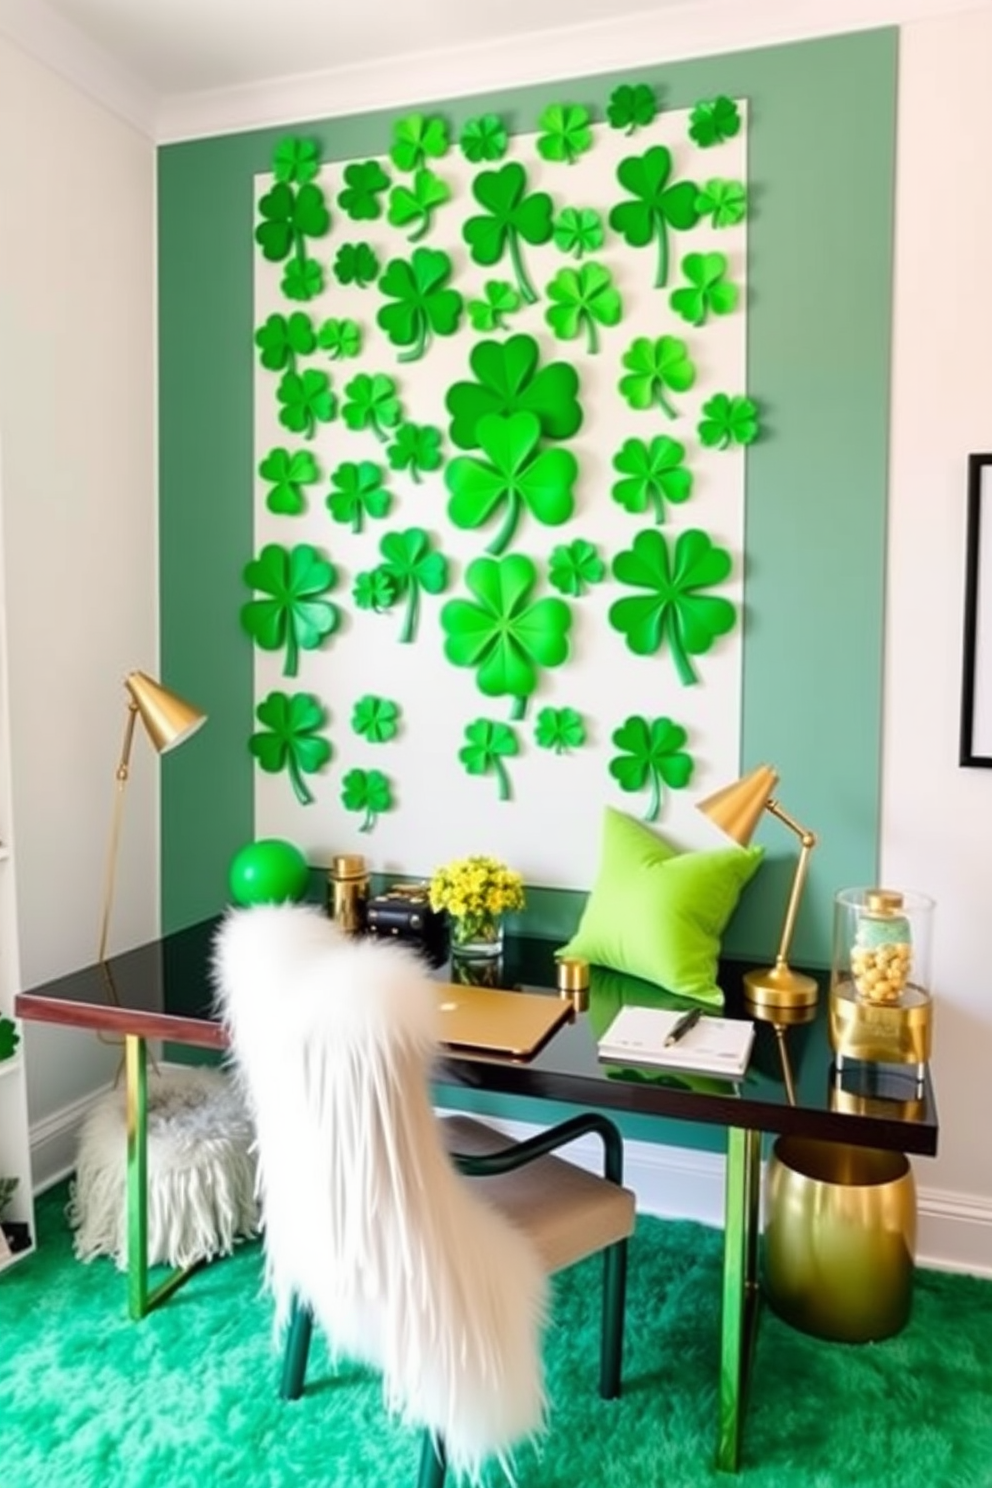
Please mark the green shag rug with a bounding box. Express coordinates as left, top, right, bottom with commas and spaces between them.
3, 1185, 991, 1487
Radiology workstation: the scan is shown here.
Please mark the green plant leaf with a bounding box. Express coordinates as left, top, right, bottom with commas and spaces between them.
258, 447, 319, 516
387, 169, 451, 242
462, 162, 554, 305
341, 767, 393, 832
387, 423, 443, 483
609, 714, 694, 821
317, 317, 362, 360
460, 114, 508, 163
277, 369, 336, 439
467, 280, 522, 332
445, 333, 582, 450
536, 103, 593, 165
458, 718, 519, 800
273, 137, 320, 185
670, 251, 738, 327
376, 247, 463, 362
445, 410, 577, 555
535, 706, 586, 754
376, 527, 449, 642
698, 393, 760, 449
326, 460, 391, 532
609, 528, 736, 685
611, 436, 692, 522
547, 538, 606, 596
618, 336, 695, 419
249, 690, 331, 807
341, 372, 402, 442
695, 178, 748, 227
689, 96, 741, 148
241, 543, 339, 676
353, 568, 397, 612
440, 553, 571, 718
552, 207, 604, 258
351, 694, 400, 743
333, 242, 380, 288
608, 146, 699, 288
606, 84, 657, 134
337, 159, 391, 221
391, 113, 450, 172
544, 261, 622, 354
254, 312, 316, 372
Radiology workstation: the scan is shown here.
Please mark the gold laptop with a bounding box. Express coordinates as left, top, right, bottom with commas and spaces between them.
434, 982, 572, 1061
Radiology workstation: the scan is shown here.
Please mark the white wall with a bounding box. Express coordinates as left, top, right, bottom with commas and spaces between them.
0, 34, 158, 1117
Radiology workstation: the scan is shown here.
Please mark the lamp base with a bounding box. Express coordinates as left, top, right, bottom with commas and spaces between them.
744, 961, 819, 1011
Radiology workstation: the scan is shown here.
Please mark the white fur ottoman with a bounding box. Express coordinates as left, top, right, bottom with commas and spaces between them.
68, 1065, 259, 1270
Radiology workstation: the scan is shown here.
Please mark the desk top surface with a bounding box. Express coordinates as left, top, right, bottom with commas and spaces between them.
15, 915, 938, 1156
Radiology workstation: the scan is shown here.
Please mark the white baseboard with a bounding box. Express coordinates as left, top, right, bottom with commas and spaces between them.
29, 1083, 113, 1194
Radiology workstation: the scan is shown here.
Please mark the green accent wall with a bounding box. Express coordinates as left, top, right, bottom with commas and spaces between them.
159, 28, 897, 994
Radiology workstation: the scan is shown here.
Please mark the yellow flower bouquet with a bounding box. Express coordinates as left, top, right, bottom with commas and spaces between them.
429, 855, 525, 958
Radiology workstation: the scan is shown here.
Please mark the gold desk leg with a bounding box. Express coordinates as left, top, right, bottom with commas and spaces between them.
717, 1125, 762, 1472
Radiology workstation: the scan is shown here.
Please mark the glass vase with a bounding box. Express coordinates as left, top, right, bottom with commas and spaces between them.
449, 911, 504, 960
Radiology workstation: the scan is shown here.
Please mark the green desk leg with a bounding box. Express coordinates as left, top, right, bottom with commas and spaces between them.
124, 1035, 200, 1320
717, 1125, 762, 1472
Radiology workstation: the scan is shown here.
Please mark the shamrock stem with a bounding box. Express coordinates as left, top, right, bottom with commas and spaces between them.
585, 316, 599, 356
488, 493, 520, 556
284, 631, 299, 678
408, 216, 429, 244
371, 420, 388, 444
655, 218, 669, 289
656, 387, 677, 421
510, 694, 526, 721
399, 584, 419, 643
646, 771, 661, 823
508, 232, 537, 305
667, 610, 699, 686
398, 313, 428, 363
360, 809, 374, 833
494, 758, 512, 802
288, 758, 315, 807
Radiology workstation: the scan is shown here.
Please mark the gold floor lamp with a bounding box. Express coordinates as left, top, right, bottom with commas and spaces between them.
97, 671, 206, 964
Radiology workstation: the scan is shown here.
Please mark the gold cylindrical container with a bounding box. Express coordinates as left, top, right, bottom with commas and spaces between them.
764, 1136, 916, 1342
829, 887, 934, 1071
327, 853, 369, 935
557, 956, 589, 1012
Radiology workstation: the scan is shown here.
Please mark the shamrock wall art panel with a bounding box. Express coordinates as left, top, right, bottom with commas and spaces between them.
250, 97, 751, 888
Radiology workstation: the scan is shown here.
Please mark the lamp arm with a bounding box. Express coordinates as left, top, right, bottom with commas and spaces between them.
97, 702, 139, 964
765, 798, 817, 969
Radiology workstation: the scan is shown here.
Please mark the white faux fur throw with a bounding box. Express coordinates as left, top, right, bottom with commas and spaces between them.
211, 903, 548, 1481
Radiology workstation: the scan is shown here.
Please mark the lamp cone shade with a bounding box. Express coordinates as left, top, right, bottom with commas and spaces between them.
124, 671, 206, 753
697, 764, 779, 847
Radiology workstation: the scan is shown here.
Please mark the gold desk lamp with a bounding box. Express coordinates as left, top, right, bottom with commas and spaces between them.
698, 764, 819, 1011
97, 671, 206, 964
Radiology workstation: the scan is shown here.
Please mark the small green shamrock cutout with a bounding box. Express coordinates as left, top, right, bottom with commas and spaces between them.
536, 103, 593, 165
611, 436, 692, 522
609, 715, 694, 822
0, 1015, 20, 1061
317, 317, 362, 360
376, 247, 463, 362
341, 768, 393, 832
337, 159, 391, 221
445, 410, 577, 555
391, 113, 450, 172
255, 180, 329, 302
670, 251, 738, 327
241, 543, 339, 677
388, 169, 451, 241
446, 333, 582, 451
698, 393, 760, 449
553, 207, 604, 258
366, 527, 449, 642
440, 553, 571, 719
254, 312, 315, 372
619, 336, 695, 419
544, 262, 622, 354
273, 137, 320, 185
387, 423, 443, 483
277, 369, 336, 439
258, 447, 319, 516
547, 538, 606, 596
250, 691, 331, 807
689, 96, 741, 148
609, 528, 736, 685
467, 280, 521, 332
609, 146, 699, 288
463, 162, 554, 306
341, 372, 402, 442
696, 178, 748, 228
535, 707, 586, 754
353, 569, 397, 612
351, 695, 400, 743
326, 460, 391, 532
460, 114, 508, 163
333, 242, 380, 288
607, 84, 657, 134
459, 719, 519, 801
283, 259, 324, 302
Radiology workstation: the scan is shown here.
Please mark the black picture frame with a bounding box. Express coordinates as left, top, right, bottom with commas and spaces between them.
959, 453, 992, 767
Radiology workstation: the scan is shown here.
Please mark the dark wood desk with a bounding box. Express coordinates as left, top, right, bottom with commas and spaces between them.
16, 918, 938, 1473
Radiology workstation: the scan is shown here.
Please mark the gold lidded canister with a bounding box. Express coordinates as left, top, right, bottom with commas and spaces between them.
327, 853, 369, 935
557, 956, 590, 1011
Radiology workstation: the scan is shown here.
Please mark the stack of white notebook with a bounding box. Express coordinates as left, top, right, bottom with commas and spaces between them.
597, 1006, 755, 1080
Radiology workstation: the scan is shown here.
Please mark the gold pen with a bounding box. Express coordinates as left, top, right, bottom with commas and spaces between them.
664, 1007, 703, 1047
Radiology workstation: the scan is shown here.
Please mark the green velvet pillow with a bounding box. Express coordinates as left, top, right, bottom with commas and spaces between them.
559, 807, 764, 1006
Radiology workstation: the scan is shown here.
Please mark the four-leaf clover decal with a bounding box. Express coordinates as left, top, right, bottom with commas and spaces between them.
241, 543, 339, 677
351, 695, 400, 743
535, 707, 586, 754
536, 103, 593, 165
249, 691, 331, 807
698, 394, 760, 449
609, 528, 736, 685
609, 715, 694, 821
547, 538, 606, 596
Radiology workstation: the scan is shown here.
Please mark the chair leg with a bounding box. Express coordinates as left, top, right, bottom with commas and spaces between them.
279, 1299, 314, 1401
599, 1238, 628, 1400
417, 1432, 447, 1488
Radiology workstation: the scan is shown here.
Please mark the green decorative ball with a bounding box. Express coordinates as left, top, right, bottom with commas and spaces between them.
229, 839, 310, 905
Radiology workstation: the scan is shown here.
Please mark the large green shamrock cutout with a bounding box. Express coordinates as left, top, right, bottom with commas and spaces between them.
376, 247, 463, 362
241, 543, 339, 677
254, 312, 315, 372
273, 137, 320, 185
460, 114, 508, 163
341, 372, 402, 442
463, 162, 554, 306
459, 719, 519, 801
351, 695, 400, 743
255, 180, 330, 302
535, 706, 586, 754
536, 103, 593, 165
553, 208, 604, 258
611, 436, 692, 522
609, 528, 736, 685
445, 411, 577, 556
317, 317, 362, 360
341, 768, 393, 832
696, 178, 748, 228
467, 280, 521, 332
249, 691, 331, 807
326, 460, 391, 532
689, 96, 741, 148
388, 169, 450, 241
333, 242, 379, 288
618, 336, 695, 419
337, 160, 391, 221
391, 113, 450, 172
608, 146, 699, 288
258, 447, 319, 516
609, 715, 694, 822
698, 393, 760, 449
607, 84, 657, 134
547, 538, 606, 596
357, 527, 449, 643
544, 262, 622, 354
670, 251, 738, 327
277, 369, 336, 438
445, 333, 582, 451
387, 423, 443, 482
440, 553, 571, 719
